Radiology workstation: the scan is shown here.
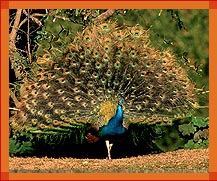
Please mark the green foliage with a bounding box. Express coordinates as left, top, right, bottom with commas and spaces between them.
129, 119, 185, 153
10, 126, 87, 157
154, 116, 209, 152
9, 138, 34, 157
192, 117, 209, 128
178, 116, 209, 137
178, 123, 197, 136
34, 16, 83, 61
178, 116, 209, 149
153, 125, 187, 152
129, 116, 209, 153
184, 139, 209, 149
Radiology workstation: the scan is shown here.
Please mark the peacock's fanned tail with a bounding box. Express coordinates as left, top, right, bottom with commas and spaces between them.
10, 22, 197, 135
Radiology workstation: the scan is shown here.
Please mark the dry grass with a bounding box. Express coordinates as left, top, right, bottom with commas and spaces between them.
9, 148, 208, 173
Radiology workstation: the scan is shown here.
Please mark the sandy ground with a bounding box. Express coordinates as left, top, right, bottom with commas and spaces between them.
9, 148, 208, 173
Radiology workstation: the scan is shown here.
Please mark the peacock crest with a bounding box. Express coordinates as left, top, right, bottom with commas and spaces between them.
10, 21, 198, 158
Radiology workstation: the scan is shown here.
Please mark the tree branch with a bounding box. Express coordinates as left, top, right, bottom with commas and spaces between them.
95, 9, 116, 23
26, 9, 32, 63
9, 9, 22, 53
9, 9, 23, 78
9, 89, 21, 109
22, 9, 42, 27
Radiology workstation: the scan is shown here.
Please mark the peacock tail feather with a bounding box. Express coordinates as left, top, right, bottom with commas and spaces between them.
10, 21, 197, 143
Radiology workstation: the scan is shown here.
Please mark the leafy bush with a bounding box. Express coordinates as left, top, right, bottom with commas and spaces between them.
9, 138, 34, 157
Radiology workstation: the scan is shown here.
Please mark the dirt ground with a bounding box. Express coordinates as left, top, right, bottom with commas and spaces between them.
9, 148, 208, 173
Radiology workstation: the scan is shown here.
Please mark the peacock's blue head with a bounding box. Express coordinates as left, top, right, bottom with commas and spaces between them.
118, 98, 124, 106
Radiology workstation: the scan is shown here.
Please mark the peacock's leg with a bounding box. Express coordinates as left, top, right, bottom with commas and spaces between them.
105, 140, 113, 159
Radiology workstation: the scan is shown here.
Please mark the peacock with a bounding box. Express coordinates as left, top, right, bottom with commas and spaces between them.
10, 21, 198, 159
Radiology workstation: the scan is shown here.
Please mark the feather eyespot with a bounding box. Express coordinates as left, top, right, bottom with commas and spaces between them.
37, 110, 44, 116
25, 104, 31, 110
54, 109, 60, 114
73, 87, 80, 93
47, 102, 54, 108
91, 100, 97, 105
87, 81, 94, 87
101, 78, 106, 84
57, 89, 64, 95
42, 92, 50, 99
75, 78, 82, 85
60, 115, 66, 120
44, 114, 51, 119
57, 78, 66, 84
95, 62, 102, 69
31, 90, 38, 97
106, 70, 112, 77
85, 37, 91, 42
31, 119, 38, 126
87, 90, 94, 96
103, 55, 109, 62
61, 96, 68, 102
42, 84, 50, 90
39, 124, 46, 129
74, 96, 82, 102
114, 61, 121, 69
45, 118, 52, 124
30, 109, 37, 114
66, 101, 73, 107
126, 74, 131, 80
79, 67, 86, 74
52, 120, 59, 126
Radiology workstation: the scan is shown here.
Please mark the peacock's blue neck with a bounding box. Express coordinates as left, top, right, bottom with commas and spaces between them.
99, 104, 126, 137
107, 105, 124, 126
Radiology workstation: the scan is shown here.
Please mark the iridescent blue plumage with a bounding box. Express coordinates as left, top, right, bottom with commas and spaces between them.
99, 103, 126, 137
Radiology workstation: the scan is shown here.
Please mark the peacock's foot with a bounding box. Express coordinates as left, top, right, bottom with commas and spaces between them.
105, 140, 113, 160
